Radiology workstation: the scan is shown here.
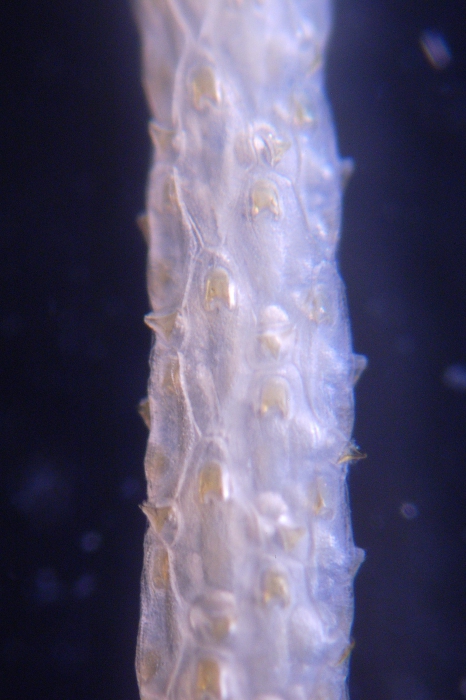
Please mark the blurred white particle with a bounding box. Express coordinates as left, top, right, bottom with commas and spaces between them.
13, 460, 71, 525
80, 530, 102, 553
120, 476, 141, 499
443, 364, 466, 392
459, 677, 466, 698
35, 567, 63, 604
400, 502, 419, 520
73, 573, 96, 599
420, 30, 452, 70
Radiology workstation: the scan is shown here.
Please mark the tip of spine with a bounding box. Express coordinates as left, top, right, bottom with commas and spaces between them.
136, 214, 150, 246
337, 441, 367, 465
340, 158, 355, 190
352, 354, 368, 385
137, 397, 151, 429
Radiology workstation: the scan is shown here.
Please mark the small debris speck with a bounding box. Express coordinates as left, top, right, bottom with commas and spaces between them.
73, 573, 96, 599
420, 30, 452, 70
400, 502, 419, 520
35, 567, 62, 604
80, 530, 102, 553
443, 364, 466, 392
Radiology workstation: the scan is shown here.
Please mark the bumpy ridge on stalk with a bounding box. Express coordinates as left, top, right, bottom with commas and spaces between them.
134, 0, 364, 698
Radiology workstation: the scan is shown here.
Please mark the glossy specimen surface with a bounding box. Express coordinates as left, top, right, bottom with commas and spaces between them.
134, 0, 363, 698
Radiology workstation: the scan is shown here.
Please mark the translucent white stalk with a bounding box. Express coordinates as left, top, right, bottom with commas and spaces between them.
134, 1, 364, 699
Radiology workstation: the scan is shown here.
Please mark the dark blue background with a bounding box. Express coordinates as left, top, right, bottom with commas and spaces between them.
1, 1, 466, 699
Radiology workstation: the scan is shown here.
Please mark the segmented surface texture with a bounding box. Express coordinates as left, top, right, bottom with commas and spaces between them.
135, 0, 363, 698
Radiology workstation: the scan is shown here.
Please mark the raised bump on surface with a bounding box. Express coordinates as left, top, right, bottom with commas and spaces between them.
211, 616, 234, 641
311, 475, 335, 519
192, 66, 219, 110
251, 180, 281, 218
146, 259, 174, 302
268, 140, 289, 167
304, 286, 332, 324
190, 593, 236, 642
162, 357, 181, 394
199, 462, 229, 503
137, 649, 161, 685
162, 173, 181, 212
266, 134, 291, 166
257, 491, 288, 519
151, 548, 170, 590
292, 96, 315, 126
262, 569, 290, 607
196, 658, 222, 700
254, 130, 291, 166
259, 333, 281, 358
190, 590, 236, 633
258, 326, 293, 359
260, 378, 289, 418
277, 521, 306, 551
258, 305, 290, 328
148, 120, 176, 157
205, 268, 235, 310
144, 446, 167, 481
257, 308, 291, 357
